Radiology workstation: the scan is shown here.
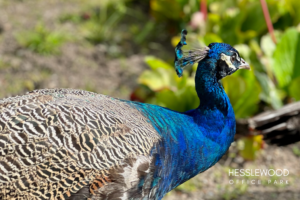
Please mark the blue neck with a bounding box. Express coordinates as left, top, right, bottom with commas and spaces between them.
186, 59, 233, 142
196, 59, 228, 112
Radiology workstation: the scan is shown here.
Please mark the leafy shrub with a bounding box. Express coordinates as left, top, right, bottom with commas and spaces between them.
132, 56, 199, 112
144, 0, 300, 111
133, 0, 300, 162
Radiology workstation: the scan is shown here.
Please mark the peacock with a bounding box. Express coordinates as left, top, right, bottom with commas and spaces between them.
0, 30, 250, 200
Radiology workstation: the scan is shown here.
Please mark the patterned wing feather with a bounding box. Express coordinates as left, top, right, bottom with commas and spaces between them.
0, 89, 160, 199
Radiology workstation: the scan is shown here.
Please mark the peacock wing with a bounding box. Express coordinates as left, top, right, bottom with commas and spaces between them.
0, 89, 160, 200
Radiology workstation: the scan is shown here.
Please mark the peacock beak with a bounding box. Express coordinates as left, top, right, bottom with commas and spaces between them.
239, 58, 250, 70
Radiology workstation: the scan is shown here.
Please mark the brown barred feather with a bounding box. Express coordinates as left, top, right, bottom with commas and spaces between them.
0, 89, 160, 200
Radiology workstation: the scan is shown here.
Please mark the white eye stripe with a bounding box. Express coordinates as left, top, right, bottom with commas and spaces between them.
235, 53, 241, 62
220, 53, 236, 69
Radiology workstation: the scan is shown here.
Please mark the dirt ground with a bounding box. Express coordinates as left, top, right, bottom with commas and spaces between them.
0, 0, 148, 99
0, 1, 299, 199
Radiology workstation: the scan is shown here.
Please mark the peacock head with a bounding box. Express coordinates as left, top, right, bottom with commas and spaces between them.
175, 30, 250, 80
207, 42, 250, 79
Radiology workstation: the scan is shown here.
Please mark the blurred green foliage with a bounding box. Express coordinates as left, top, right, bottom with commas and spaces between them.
59, 0, 169, 57
223, 68, 261, 118
16, 23, 67, 55
136, 56, 199, 112
237, 135, 264, 160
292, 146, 300, 157
130, 0, 300, 119
128, 0, 300, 162
79, 3, 127, 44
273, 28, 300, 88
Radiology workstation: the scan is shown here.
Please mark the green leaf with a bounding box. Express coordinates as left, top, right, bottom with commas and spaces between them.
150, 0, 182, 21
292, 146, 300, 157
238, 135, 264, 160
260, 31, 282, 57
283, 0, 300, 24
240, 2, 278, 34
149, 86, 199, 112
289, 77, 300, 101
203, 33, 223, 46
223, 69, 261, 118
144, 56, 173, 70
138, 68, 176, 91
272, 28, 300, 89
141, 56, 190, 92
150, 89, 179, 110
255, 71, 283, 109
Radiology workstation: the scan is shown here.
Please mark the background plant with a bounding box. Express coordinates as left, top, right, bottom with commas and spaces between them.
0, 0, 299, 199
133, 0, 300, 116
129, 0, 300, 161
16, 23, 67, 55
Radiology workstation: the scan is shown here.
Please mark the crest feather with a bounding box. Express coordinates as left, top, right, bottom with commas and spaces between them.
174, 29, 210, 77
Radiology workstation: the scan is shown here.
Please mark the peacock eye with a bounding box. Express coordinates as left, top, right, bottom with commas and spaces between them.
231, 55, 236, 63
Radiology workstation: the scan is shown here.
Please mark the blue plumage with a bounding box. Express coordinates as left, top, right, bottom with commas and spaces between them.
208, 42, 237, 59
128, 102, 234, 199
